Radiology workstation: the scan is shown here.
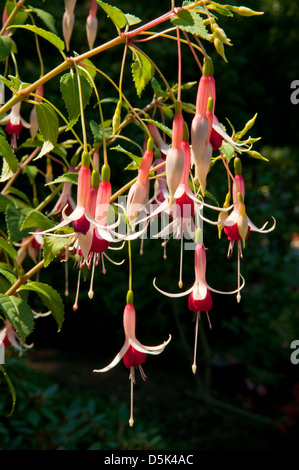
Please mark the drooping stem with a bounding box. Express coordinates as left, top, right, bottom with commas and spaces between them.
5, 259, 45, 297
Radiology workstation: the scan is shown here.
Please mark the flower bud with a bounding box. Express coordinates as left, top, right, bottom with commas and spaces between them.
165, 147, 184, 204
86, 15, 98, 49
214, 37, 227, 63
62, 11, 74, 51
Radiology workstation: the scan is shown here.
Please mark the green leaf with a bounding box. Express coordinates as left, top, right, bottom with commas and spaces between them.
35, 140, 54, 160
8, 25, 64, 51
0, 237, 18, 261
97, 1, 127, 29
90, 120, 112, 144
36, 102, 59, 146
220, 142, 235, 161
0, 134, 19, 173
209, 2, 234, 17
5, 206, 32, 242
60, 72, 92, 129
5, 1, 28, 27
0, 194, 14, 213
144, 118, 172, 139
0, 365, 16, 417
0, 294, 35, 342
131, 49, 154, 97
125, 14, 142, 26
29, 6, 57, 34
46, 172, 78, 186
21, 210, 55, 232
111, 145, 142, 170
0, 264, 17, 286
42, 235, 71, 268
170, 10, 210, 40
0, 36, 17, 61
19, 281, 64, 331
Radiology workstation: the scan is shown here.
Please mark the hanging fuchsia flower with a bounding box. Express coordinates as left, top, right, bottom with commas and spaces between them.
154, 228, 244, 373
126, 138, 154, 226
223, 157, 276, 258
191, 57, 215, 195
49, 165, 76, 216
94, 291, 171, 426
0, 319, 33, 364
30, 85, 44, 140
0, 102, 31, 150
37, 152, 93, 263
15, 229, 43, 265
86, 0, 98, 49
165, 102, 185, 204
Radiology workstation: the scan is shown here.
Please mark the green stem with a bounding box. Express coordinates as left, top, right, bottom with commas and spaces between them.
0, 0, 27, 36
5, 259, 45, 297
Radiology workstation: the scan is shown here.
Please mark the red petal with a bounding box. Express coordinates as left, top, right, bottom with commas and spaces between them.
123, 345, 146, 368
188, 289, 212, 312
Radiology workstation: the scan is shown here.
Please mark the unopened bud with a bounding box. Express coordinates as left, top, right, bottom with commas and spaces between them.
247, 150, 269, 162
112, 100, 122, 135
86, 14, 98, 49
126, 290, 134, 305
234, 157, 242, 175
62, 11, 74, 51
101, 164, 110, 182
91, 169, 100, 189
195, 227, 203, 245
214, 37, 227, 63
81, 151, 90, 167
229, 5, 264, 16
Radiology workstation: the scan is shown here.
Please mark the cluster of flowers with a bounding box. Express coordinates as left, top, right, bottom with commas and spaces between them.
0, 52, 275, 425
63, 0, 98, 51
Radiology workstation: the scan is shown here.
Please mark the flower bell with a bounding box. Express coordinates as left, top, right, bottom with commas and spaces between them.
223, 158, 276, 257
86, 0, 98, 49
30, 85, 44, 140
191, 57, 215, 195
165, 101, 185, 204
0, 102, 31, 150
126, 138, 154, 226
0, 319, 33, 364
94, 291, 171, 426
154, 227, 244, 372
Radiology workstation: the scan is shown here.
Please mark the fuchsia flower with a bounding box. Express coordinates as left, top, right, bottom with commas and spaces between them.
29, 85, 44, 141
0, 319, 32, 364
15, 229, 43, 265
94, 292, 171, 426
223, 158, 276, 258
63, 0, 77, 50
86, 0, 98, 49
0, 102, 31, 150
39, 152, 93, 260
191, 58, 215, 195
126, 138, 154, 226
165, 102, 185, 204
154, 228, 244, 373
49, 165, 76, 216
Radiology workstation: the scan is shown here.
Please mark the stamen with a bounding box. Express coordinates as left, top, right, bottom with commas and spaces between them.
138, 365, 147, 381
129, 366, 135, 427
192, 312, 200, 374
64, 259, 69, 297
73, 268, 81, 311
178, 220, 184, 288
101, 253, 107, 274
88, 255, 96, 299
206, 311, 212, 329
237, 247, 241, 303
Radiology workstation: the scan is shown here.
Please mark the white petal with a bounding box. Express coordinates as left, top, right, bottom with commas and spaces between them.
93, 342, 129, 373
153, 277, 193, 297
